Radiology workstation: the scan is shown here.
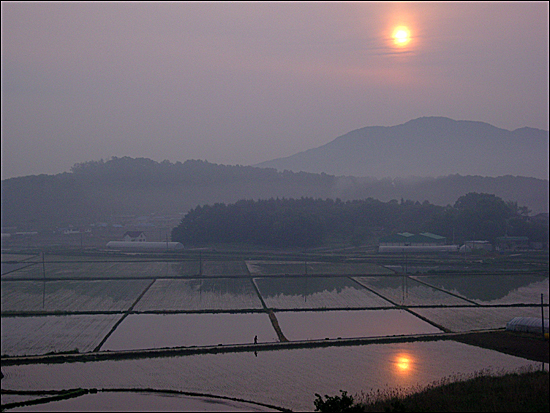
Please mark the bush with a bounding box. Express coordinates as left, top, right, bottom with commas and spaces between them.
314, 390, 363, 413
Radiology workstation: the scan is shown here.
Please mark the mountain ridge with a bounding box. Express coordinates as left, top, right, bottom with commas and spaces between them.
255, 117, 549, 179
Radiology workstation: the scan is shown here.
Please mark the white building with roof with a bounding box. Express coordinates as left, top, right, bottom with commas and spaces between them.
123, 231, 147, 242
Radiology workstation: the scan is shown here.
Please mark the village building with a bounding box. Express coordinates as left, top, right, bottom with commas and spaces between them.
123, 231, 147, 242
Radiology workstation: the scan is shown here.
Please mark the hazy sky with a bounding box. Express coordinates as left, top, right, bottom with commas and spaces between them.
1, 1, 548, 179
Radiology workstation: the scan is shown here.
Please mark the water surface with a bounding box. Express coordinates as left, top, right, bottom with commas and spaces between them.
254, 277, 391, 309
1, 314, 122, 356
412, 275, 548, 304
101, 313, 278, 351
134, 278, 262, 311
12, 391, 276, 412
2, 341, 539, 412
276, 309, 442, 341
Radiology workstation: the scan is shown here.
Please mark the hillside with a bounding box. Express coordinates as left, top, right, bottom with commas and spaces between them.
0, 157, 548, 231
255, 117, 549, 180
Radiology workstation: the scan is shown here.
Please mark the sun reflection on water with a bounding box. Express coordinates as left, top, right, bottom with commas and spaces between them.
393, 353, 414, 376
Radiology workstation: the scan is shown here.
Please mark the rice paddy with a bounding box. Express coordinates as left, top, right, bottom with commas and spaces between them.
133, 278, 263, 311
1, 314, 122, 356
275, 309, 442, 341
6, 391, 278, 412
354, 275, 474, 306
1, 279, 151, 313
246, 260, 394, 276
253, 276, 392, 309
100, 313, 278, 351
411, 306, 547, 332
412, 274, 549, 305
1, 252, 548, 411
1, 341, 539, 412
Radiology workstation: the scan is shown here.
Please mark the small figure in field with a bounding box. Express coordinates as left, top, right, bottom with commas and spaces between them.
254, 335, 258, 344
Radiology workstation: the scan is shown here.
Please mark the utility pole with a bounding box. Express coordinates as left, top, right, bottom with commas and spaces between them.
42, 252, 46, 308
542, 293, 545, 337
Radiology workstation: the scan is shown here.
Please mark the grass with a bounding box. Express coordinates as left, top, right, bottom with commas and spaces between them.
355, 367, 549, 412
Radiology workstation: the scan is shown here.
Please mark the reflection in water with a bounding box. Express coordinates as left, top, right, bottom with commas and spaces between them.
3, 341, 539, 412
416, 275, 548, 302
276, 310, 441, 341
256, 277, 359, 298
393, 353, 414, 377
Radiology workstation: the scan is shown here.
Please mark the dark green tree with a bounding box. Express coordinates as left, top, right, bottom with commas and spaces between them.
453, 192, 512, 242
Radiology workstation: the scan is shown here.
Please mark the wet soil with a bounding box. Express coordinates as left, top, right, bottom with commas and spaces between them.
452, 330, 549, 363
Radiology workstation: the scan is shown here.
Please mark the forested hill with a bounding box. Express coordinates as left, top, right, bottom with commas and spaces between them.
172, 194, 549, 248
1, 157, 548, 229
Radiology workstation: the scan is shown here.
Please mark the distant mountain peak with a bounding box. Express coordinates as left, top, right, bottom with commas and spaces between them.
254, 117, 548, 180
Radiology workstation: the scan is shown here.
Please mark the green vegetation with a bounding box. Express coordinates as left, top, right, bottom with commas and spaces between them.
172, 193, 548, 248
315, 370, 549, 412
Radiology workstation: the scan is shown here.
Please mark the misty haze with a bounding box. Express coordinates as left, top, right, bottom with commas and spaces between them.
1, 2, 548, 412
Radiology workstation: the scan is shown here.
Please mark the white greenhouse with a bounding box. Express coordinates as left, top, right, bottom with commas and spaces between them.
505, 317, 549, 334
378, 245, 459, 253
106, 241, 184, 251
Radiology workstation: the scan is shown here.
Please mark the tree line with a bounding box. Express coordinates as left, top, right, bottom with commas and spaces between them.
2, 157, 547, 232
171, 193, 548, 248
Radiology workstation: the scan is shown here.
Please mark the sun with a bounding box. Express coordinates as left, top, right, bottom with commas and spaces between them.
392, 26, 411, 47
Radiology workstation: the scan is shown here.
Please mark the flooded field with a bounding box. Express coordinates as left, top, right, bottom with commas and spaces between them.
1, 253, 548, 411
200, 260, 250, 276
246, 261, 393, 276
1, 261, 199, 280
1, 279, 151, 313
354, 275, 474, 306
133, 278, 263, 311
1, 314, 122, 356
275, 309, 442, 341
10, 391, 277, 412
1, 341, 540, 412
412, 306, 546, 332
412, 274, 549, 305
254, 276, 392, 309
101, 313, 278, 350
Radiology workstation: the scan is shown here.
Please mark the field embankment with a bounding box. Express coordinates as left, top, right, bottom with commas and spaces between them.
358, 369, 548, 412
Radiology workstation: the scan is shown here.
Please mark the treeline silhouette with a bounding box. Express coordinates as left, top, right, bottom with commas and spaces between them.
2, 157, 548, 230
171, 193, 548, 248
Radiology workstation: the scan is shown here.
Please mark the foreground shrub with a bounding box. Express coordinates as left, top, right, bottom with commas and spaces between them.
314, 390, 363, 413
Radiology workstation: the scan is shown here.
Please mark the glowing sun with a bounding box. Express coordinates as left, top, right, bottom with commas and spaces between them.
392, 26, 411, 46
